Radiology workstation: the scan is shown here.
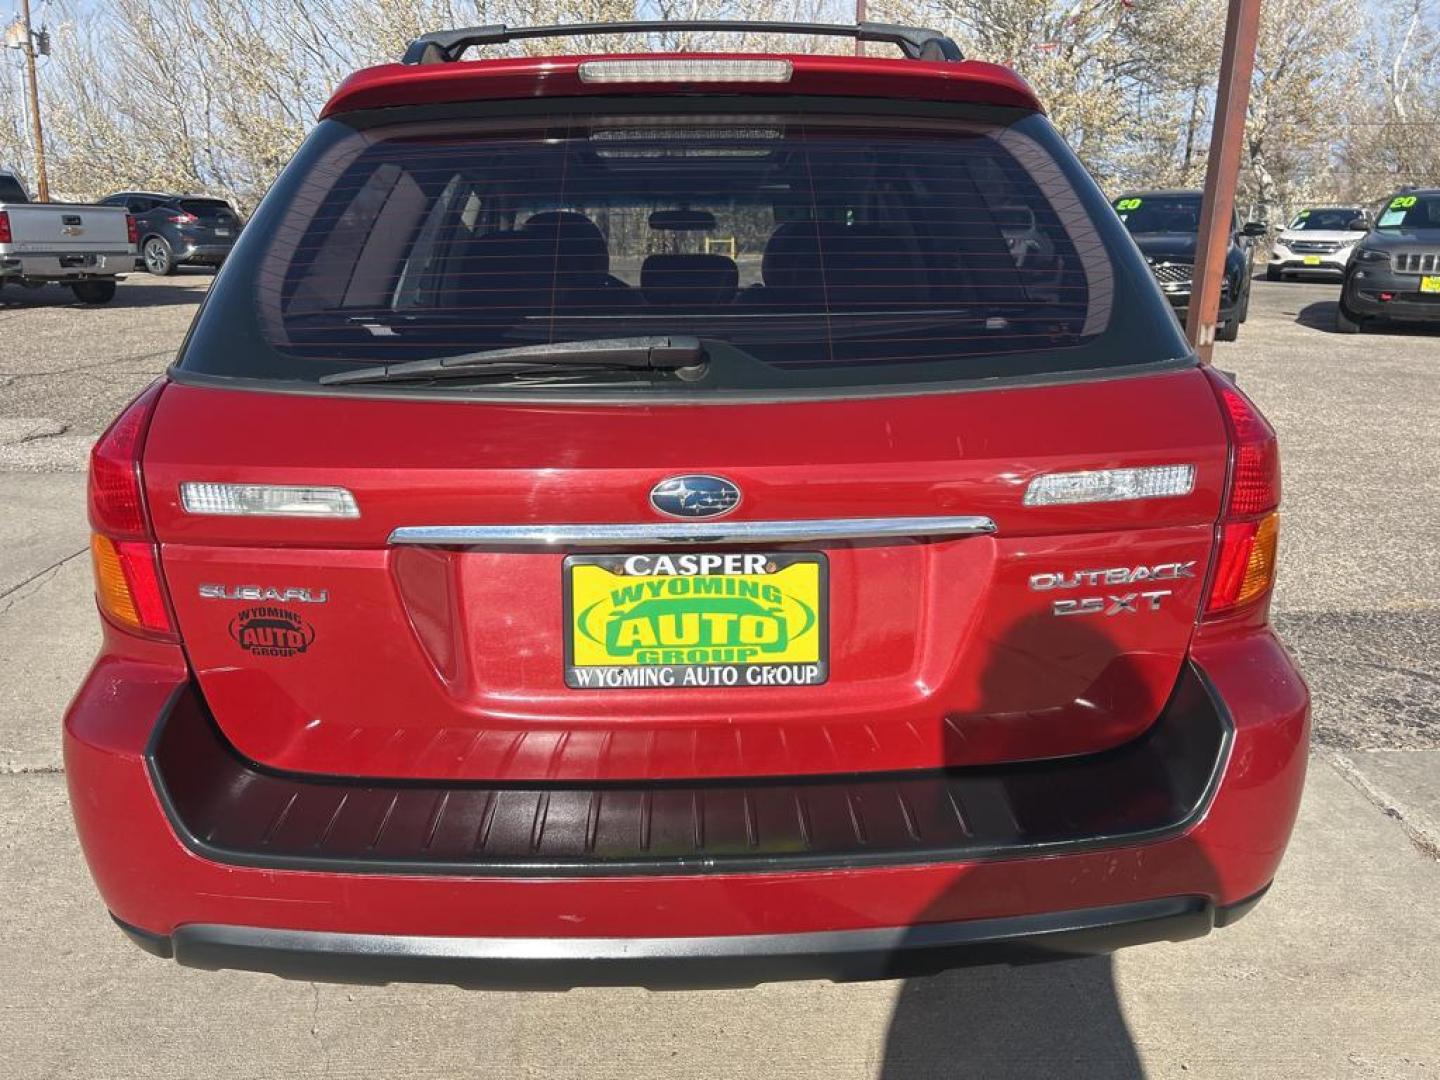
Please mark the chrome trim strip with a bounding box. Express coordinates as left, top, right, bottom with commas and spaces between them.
387, 516, 997, 547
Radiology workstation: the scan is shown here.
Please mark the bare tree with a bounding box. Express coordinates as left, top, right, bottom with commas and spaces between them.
6, 0, 1436, 217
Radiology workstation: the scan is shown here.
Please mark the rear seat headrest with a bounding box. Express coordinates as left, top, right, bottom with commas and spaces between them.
641, 253, 739, 307
522, 211, 609, 276
761, 221, 827, 290
761, 221, 926, 303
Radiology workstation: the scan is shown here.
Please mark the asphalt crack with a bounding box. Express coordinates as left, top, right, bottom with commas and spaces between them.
0, 547, 87, 616
0, 763, 64, 777
0, 349, 171, 381
13, 421, 70, 444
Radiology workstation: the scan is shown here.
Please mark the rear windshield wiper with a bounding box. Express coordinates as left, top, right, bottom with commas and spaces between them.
318, 336, 707, 386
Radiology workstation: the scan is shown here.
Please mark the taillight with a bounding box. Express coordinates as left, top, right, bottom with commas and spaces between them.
88, 381, 176, 639
125, 213, 139, 246
1202, 369, 1281, 619
168, 212, 197, 225
0, 210, 11, 244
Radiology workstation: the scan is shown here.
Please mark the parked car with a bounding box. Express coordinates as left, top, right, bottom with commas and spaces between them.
1338, 188, 1440, 333
1266, 207, 1369, 280
98, 191, 242, 275
66, 20, 1308, 990
0, 169, 134, 303
1113, 189, 1265, 341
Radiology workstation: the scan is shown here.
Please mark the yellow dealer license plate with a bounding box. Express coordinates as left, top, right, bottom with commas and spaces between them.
1303, 256, 1322, 266
1421, 276, 1440, 294
564, 552, 828, 690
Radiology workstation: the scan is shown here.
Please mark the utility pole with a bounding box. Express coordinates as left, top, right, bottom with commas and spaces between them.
1185, 0, 1261, 362
855, 0, 865, 54
18, 0, 49, 202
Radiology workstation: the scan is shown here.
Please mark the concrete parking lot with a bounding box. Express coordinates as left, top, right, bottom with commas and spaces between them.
2, 272, 1437, 1078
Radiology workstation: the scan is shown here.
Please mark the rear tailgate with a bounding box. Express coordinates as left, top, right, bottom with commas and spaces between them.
177, 198, 241, 242
144, 368, 1226, 782
3, 203, 132, 254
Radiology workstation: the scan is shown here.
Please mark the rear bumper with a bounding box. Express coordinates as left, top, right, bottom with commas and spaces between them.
175, 241, 233, 265
114, 890, 1266, 990
0, 251, 131, 280
65, 630, 1308, 987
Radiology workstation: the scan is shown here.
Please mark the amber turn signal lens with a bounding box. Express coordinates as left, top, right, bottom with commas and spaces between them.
90, 533, 175, 637
91, 533, 140, 629
1236, 511, 1279, 608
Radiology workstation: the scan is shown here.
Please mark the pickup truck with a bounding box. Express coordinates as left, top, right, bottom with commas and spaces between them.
0, 170, 134, 304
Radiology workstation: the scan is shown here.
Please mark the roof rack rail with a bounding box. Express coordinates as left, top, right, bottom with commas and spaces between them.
401, 20, 964, 66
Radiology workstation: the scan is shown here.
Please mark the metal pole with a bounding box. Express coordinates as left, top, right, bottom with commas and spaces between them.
19, 0, 49, 202
855, 0, 865, 54
1185, 0, 1261, 362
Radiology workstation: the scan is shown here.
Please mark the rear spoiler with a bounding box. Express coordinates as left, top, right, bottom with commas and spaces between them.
402, 20, 964, 65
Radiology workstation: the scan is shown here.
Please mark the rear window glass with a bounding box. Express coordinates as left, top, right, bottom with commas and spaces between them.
179, 198, 234, 217
0, 174, 28, 203
179, 103, 1188, 393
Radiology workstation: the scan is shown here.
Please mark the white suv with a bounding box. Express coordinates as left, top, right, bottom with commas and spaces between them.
1266, 207, 1369, 280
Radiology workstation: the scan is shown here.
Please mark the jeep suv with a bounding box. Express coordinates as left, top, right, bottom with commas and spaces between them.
1338, 189, 1440, 333
1113, 189, 1265, 341
66, 21, 1308, 989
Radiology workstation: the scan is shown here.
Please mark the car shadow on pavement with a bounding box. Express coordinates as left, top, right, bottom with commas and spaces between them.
880, 956, 1142, 1079
1296, 299, 1439, 336
875, 613, 1228, 1079
110, 278, 214, 307
0, 272, 210, 310
1294, 299, 1342, 332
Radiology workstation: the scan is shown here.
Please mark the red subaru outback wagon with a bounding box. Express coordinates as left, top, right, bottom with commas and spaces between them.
66, 20, 1308, 989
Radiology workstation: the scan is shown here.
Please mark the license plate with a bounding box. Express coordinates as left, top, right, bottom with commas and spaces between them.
1422, 276, 1440, 294
564, 552, 828, 689
215, 228, 231, 237
1303, 256, 1322, 266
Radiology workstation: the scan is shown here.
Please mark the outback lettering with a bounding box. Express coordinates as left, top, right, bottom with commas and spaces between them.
1029, 562, 1197, 591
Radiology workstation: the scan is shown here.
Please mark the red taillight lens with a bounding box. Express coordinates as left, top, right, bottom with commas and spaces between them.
125, 213, 139, 246
88, 381, 175, 639
0, 210, 11, 244
1215, 381, 1280, 517
169, 212, 197, 225
1202, 369, 1282, 619
89, 382, 164, 538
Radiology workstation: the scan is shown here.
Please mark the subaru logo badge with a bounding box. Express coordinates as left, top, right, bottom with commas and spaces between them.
649, 475, 742, 520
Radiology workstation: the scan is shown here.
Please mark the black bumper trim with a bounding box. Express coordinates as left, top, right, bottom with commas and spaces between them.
145, 663, 1232, 878
115, 894, 1236, 989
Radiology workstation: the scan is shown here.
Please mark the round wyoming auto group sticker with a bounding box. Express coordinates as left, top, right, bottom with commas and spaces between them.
229, 605, 315, 658
564, 552, 828, 689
